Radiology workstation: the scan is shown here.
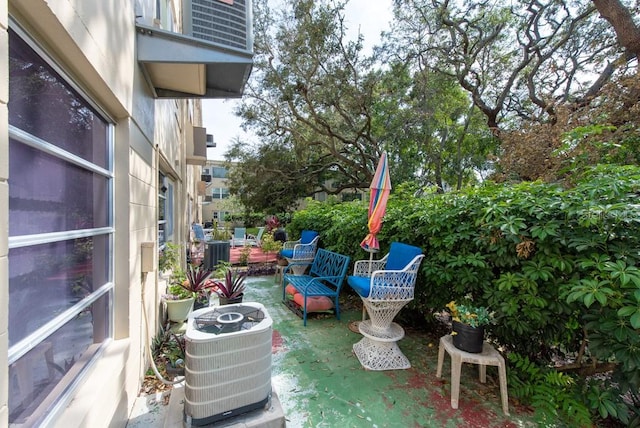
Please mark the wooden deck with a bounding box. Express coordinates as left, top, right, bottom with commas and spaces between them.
191, 242, 278, 266
229, 246, 277, 265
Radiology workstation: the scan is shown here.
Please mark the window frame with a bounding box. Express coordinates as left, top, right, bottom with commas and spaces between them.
7, 21, 115, 425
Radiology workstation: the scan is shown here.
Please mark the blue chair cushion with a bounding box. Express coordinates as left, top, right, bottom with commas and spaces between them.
280, 249, 294, 258
300, 230, 319, 244
385, 242, 422, 271
348, 275, 371, 298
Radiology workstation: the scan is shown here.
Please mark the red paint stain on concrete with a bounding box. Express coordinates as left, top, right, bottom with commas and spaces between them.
428, 389, 517, 428
382, 394, 395, 410
272, 329, 286, 353
404, 368, 429, 389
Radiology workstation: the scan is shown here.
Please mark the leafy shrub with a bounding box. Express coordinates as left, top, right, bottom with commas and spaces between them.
507, 353, 592, 427
289, 164, 640, 425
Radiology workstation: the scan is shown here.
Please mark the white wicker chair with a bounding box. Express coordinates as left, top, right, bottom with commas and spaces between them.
348, 242, 424, 370
280, 230, 319, 275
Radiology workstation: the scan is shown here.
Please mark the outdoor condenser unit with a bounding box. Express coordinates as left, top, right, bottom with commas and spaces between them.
204, 241, 230, 270
183, 0, 253, 52
184, 303, 272, 426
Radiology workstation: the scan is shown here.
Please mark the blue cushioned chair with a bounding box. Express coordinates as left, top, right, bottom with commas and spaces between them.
347, 242, 424, 370
280, 230, 320, 274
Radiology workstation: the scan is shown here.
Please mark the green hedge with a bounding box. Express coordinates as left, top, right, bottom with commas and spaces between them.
288, 165, 640, 426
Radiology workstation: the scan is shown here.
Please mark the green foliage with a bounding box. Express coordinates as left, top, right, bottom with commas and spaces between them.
585, 377, 640, 426
238, 245, 252, 266
261, 231, 283, 255
291, 164, 640, 425
164, 269, 191, 300
445, 300, 493, 327
151, 324, 185, 371
507, 353, 592, 427
184, 264, 214, 299
213, 264, 247, 299
287, 198, 368, 258
159, 242, 181, 273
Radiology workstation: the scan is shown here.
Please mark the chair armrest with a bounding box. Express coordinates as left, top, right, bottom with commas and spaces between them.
282, 239, 300, 251
292, 242, 316, 259
367, 255, 424, 300
353, 258, 388, 276
367, 270, 417, 300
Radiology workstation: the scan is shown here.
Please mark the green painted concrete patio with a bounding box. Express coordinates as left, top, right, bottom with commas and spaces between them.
129, 276, 541, 427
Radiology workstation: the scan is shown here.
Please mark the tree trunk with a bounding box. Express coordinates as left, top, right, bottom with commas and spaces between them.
592, 0, 640, 62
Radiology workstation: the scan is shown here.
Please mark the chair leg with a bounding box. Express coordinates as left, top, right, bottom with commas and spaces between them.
450, 354, 463, 409
281, 276, 287, 301
303, 299, 308, 326
436, 337, 445, 378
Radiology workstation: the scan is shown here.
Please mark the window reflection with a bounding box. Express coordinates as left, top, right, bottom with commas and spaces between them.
8, 235, 109, 346
8, 294, 110, 425
9, 139, 109, 236
8, 31, 108, 168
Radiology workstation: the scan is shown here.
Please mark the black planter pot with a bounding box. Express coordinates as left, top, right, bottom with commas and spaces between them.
219, 295, 244, 305
194, 297, 209, 310
452, 321, 485, 353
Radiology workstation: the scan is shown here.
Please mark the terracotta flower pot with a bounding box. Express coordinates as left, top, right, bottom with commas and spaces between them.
452, 320, 484, 353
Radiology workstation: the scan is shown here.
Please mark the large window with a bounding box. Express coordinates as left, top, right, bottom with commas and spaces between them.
211, 187, 230, 199
211, 166, 227, 178
7, 27, 113, 426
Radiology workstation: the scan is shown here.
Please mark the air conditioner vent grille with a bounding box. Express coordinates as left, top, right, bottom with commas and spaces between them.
188, 0, 251, 51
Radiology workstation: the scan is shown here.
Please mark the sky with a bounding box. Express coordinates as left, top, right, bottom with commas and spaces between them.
202, 0, 394, 160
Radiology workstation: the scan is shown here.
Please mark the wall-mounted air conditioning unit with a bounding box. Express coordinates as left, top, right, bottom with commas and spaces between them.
183, 0, 253, 53
206, 134, 215, 147
184, 303, 272, 426
187, 126, 208, 166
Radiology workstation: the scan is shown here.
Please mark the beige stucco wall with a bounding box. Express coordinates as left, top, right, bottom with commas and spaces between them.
2, 0, 201, 426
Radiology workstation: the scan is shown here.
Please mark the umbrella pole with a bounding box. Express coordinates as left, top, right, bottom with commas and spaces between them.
363, 249, 377, 321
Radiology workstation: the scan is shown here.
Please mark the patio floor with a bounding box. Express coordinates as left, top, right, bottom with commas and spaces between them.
128, 276, 542, 427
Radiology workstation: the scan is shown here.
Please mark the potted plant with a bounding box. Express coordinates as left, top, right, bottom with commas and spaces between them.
163, 265, 216, 320
184, 264, 216, 309
162, 269, 194, 322
213, 263, 247, 305
151, 325, 185, 377
211, 221, 230, 241
445, 300, 493, 353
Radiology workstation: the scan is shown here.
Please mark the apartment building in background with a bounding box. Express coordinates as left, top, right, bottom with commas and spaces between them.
0, 0, 253, 426
201, 160, 239, 226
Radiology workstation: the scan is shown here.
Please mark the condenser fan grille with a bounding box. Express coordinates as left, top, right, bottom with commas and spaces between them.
193, 306, 265, 334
